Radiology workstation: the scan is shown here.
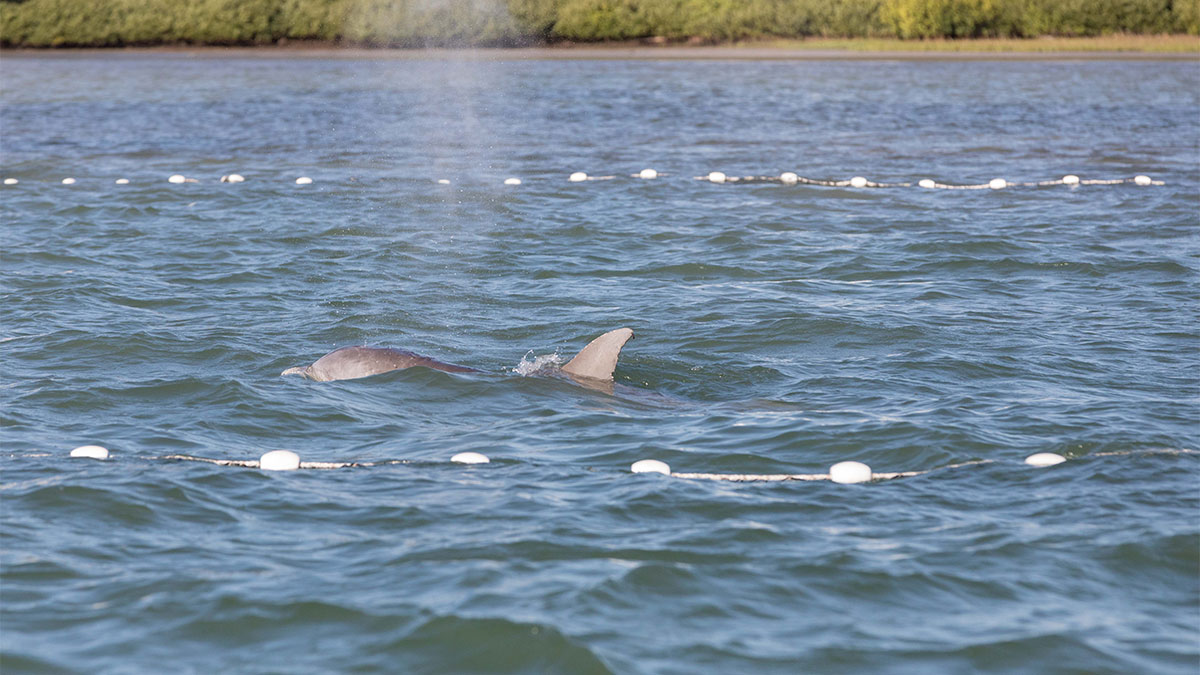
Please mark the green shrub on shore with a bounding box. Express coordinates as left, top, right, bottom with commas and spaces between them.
881, 0, 1192, 39
0, 0, 347, 47
339, 1, 527, 46
1, 0, 1197, 48
550, 0, 890, 41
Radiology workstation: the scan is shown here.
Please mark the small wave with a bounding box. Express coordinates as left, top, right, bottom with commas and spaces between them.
0, 331, 55, 344
0, 651, 71, 673
389, 614, 613, 674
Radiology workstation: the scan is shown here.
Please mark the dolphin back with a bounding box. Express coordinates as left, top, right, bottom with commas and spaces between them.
561, 328, 634, 381
288, 346, 477, 382
283, 330, 631, 384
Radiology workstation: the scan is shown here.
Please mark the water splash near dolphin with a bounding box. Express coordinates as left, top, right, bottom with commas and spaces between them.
283, 328, 634, 383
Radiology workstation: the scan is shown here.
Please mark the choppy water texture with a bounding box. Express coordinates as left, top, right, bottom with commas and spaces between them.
2, 54, 1198, 674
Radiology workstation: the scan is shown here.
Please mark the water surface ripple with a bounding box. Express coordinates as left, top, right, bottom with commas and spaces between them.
2, 56, 1198, 673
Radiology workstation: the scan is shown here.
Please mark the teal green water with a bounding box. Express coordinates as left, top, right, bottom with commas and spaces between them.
2, 55, 1198, 673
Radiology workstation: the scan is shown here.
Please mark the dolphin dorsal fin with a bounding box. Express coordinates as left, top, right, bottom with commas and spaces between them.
561, 328, 634, 381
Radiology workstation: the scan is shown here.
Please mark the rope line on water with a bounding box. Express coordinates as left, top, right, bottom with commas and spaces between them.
634, 450, 1197, 483
37, 446, 1197, 484
668, 459, 989, 483
1, 172, 1164, 190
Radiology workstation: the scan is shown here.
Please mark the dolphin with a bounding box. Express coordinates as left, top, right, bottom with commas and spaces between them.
280, 346, 480, 382
282, 328, 634, 383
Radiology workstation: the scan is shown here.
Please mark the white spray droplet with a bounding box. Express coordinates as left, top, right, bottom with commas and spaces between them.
829, 461, 872, 484
1025, 453, 1066, 467
779, 172, 798, 184
639, 168, 658, 179
70, 445, 109, 460
707, 171, 726, 184
850, 176, 868, 188
451, 452, 490, 464
3, 178, 18, 185
295, 176, 313, 185
1062, 175, 1080, 185
989, 178, 1007, 190
1133, 175, 1152, 186
62, 177, 76, 185
260, 450, 301, 471
504, 177, 522, 186
918, 179, 936, 189
631, 459, 671, 475
569, 172, 588, 182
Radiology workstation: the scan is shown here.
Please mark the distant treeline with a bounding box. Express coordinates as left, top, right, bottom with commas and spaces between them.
2, 0, 1198, 48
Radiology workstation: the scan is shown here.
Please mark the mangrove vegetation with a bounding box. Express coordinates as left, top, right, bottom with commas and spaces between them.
2, 0, 1198, 48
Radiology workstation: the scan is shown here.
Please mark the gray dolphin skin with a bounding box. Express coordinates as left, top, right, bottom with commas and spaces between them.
560, 327, 634, 381
280, 346, 479, 382
282, 328, 634, 383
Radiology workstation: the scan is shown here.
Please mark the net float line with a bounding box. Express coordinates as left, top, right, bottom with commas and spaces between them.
158, 453, 377, 470
568, 172, 617, 182
694, 173, 913, 187
158, 450, 490, 470
632, 449, 1197, 484
694, 173, 1162, 189
649, 459, 991, 484
56, 448, 470, 470
47, 446, 1196, 485
917, 175, 1163, 190
1, 172, 1163, 189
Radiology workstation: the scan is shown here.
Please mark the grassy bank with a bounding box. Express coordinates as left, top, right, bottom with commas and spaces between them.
747, 34, 1200, 52
2, 0, 1198, 48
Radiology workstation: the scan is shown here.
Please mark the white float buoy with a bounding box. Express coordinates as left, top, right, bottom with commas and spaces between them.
220, 174, 245, 183
631, 459, 671, 475
850, 176, 868, 188
639, 168, 658, 179
168, 174, 186, 184
829, 461, 872, 484
707, 171, 726, 184
451, 452, 490, 464
504, 177, 521, 186
569, 172, 588, 182
780, 172, 798, 184
1062, 174, 1080, 185
1025, 452, 1066, 467
3, 178, 17, 185
1133, 175, 1152, 186
436, 179, 450, 185
62, 177, 76, 185
70, 445, 109, 460
918, 179, 936, 189
259, 450, 301, 471
989, 178, 1007, 190
115, 178, 130, 185
295, 176, 313, 185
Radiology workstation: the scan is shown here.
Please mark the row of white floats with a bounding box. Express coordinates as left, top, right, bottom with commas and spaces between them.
66, 443, 1110, 484
628, 453, 1070, 483
701, 172, 1161, 189
3, 173, 303, 186
3, 171, 1162, 189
